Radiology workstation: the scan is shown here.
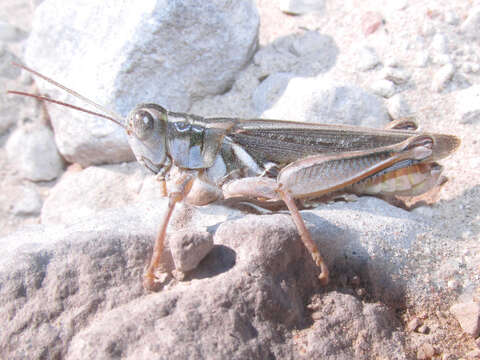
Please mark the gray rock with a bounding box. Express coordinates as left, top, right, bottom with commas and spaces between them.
11, 186, 43, 216
25, 0, 259, 167
431, 63, 455, 92
450, 302, 480, 337
279, 0, 325, 15
262, 76, 389, 128
169, 229, 214, 274
6, 123, 64, 181
370, 79, 396, 98
455, 85, 480, 124
461, 6, 480, 40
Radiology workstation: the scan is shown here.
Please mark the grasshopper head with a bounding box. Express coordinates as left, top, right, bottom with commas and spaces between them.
126, 103, 169, 174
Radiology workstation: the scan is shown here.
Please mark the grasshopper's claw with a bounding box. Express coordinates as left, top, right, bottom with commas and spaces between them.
143, 272, 158, 292
313, 251, 330, 285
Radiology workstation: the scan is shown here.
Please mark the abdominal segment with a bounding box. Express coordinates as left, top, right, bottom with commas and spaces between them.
350, 162, 443, 197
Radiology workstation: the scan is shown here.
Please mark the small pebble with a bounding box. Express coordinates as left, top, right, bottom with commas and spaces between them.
415, 52, 429, 67
382, 67, 410, 85
431, 63, 455, 92
361, 11, 384, 36
11, 186, 43, 216
407, 317, 422, 332
355, 46, 380, 71
417, 342, 435, 360
370, 79, 396, 98
417, 324, 429, 334
6, 124, 65, 182
169, 229, 214, 273
450, 301, 480, 337
444, 10, 459, 25
387, 94, 411, 119
430, 33, 449, 54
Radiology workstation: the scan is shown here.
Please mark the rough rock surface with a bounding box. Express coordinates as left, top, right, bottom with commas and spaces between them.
24, 0, 259, 166
1, 199, 414, 359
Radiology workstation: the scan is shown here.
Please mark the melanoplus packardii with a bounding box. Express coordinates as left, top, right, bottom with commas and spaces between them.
9, 63, 460, 291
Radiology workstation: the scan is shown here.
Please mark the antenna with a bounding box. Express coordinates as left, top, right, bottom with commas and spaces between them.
8, 62, 126, 128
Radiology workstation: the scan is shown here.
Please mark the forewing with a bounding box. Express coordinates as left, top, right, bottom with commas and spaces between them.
226, 119, 413, 165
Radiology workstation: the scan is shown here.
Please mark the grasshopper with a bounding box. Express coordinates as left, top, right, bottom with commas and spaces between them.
9, 63, 460, 291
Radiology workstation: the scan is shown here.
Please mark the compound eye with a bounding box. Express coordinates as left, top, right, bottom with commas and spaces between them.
133, 110, 154, 140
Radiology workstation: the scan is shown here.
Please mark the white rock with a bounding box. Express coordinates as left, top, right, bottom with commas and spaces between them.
6, 123, 64, 182
414, 51, 429, 67
430, 33, 449, 54
25, 0, 259, 167
41, 163, 145, 225
11, 186, 43, 216
279, 0, 325, 15
444, 10, 459, 25
461, 6, 480, 40
386, 94, 411, 119
370, 79, 396, 98
455, 85, 480, 124
431, 63, 455, 92
261, 76, 389, 128
354, 46, 380, 72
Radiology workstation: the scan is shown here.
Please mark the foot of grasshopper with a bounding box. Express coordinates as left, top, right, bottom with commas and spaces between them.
143, 172, 194, 291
